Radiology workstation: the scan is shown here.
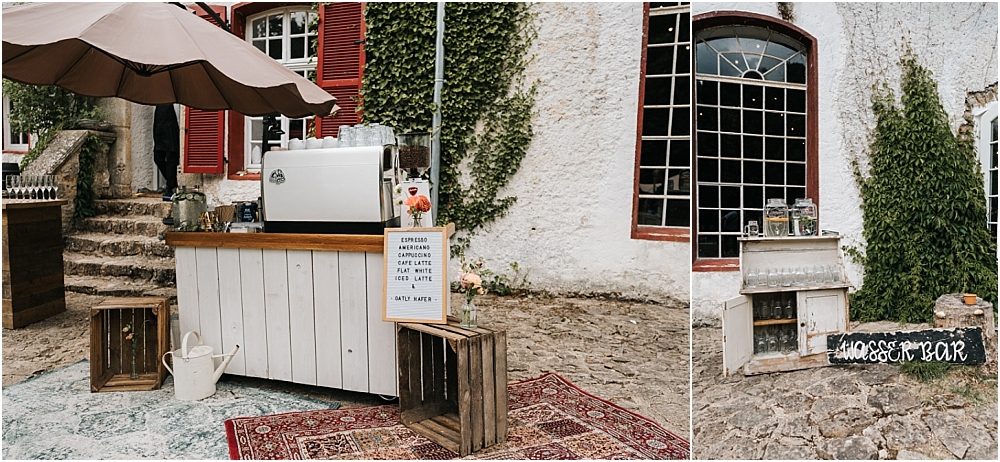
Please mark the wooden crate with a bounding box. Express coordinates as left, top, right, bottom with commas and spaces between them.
397, 319, 507, 456
2, 200, 67, 328
90, 297, 170, 392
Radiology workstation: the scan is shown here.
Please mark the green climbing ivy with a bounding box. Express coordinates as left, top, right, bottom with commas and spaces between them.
73, 133, 102, 220
1, 79, 103, 169
360, 2, 537, 254
851, 55, 998, 323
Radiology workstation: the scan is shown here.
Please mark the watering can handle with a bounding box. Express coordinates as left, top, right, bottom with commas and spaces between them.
162, 351, 174, 375
181, 331, 202, 359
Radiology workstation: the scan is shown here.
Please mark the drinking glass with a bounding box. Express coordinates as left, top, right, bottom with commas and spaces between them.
337, 125, 355, 147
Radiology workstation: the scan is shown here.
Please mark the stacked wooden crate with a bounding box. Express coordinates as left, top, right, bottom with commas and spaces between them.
397, 319, 508, 456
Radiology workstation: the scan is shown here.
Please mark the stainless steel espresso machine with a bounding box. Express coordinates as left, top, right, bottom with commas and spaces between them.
260, 143, 400, 234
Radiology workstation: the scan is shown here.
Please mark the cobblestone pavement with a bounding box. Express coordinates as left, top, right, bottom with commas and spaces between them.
3, 292, 691, 439
692, 325, 998, 460
474, 293, 691, 438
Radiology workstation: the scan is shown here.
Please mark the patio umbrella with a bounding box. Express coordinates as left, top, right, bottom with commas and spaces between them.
2, 2, 338, 118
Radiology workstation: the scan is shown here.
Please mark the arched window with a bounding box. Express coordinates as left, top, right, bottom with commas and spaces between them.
692, 13, 817, 266
243, 7, 318, 168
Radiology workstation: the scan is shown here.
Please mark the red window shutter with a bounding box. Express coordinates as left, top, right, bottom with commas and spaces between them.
183, 109, 225, 174
183, 4, 227, 174
315, 2, 365, 138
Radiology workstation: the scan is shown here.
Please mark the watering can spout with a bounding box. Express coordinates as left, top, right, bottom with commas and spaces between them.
213, 344, 240, 383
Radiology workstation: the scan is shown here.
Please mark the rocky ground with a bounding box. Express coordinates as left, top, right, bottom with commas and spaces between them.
2, 291, 691, 440
692, 324, 998, 460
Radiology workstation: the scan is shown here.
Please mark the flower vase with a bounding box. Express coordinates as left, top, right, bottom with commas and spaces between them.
411, 213, 423, 228
460, 300, 477, 329
129, 341, 139, 380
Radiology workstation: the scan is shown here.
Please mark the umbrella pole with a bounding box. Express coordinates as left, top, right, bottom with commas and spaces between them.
430, 1, 445, 224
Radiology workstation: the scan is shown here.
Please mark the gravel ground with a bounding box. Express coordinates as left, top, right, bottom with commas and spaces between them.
2, 291, 691, 440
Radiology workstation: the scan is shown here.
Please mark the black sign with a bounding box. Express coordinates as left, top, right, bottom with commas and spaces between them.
827, 328, 986, 364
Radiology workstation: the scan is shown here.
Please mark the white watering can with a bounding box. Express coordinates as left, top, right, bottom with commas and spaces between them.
162, 331, 239, 401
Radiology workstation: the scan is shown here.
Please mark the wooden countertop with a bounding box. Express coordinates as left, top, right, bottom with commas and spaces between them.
166, 223, 456, 252
2, 199, 68, 210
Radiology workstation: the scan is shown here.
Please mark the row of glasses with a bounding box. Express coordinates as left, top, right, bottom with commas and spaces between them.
754, 325, 798, 355
4, 175, 59, 201
745, 265, 842, 289
337, 123, 396, 148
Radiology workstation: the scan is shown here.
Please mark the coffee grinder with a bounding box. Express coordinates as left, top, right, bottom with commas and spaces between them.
396, 132, 432, 228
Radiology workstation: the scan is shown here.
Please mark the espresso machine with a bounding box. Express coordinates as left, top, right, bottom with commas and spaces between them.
260, 141, 400, 234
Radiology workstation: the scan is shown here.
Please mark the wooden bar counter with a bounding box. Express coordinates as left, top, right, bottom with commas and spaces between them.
2, 200, 68, 328
165, 230, 409, 396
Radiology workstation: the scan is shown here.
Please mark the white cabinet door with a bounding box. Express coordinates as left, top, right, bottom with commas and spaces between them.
722, 295, 753, 376
798, 289, 847, 356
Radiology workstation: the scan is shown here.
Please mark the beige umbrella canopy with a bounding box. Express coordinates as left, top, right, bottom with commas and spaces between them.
2, 2, 338, 118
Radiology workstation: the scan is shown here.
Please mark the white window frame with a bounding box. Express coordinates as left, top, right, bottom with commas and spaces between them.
243, 7, 317, 170
2, 97, 31, 153
975, 101, 997, 239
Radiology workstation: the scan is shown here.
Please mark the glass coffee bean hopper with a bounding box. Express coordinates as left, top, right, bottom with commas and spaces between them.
396, 132, 431, 180
764, 198, 789, 237
792, 198, 817, 236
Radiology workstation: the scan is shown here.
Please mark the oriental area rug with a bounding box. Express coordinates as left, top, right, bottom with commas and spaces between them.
226, 372, 690, 460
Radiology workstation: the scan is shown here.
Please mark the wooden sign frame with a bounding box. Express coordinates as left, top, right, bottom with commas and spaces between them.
382, 227, 449, 324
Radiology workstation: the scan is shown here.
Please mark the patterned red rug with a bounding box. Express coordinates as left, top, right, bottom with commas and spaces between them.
225, 372, 689, 459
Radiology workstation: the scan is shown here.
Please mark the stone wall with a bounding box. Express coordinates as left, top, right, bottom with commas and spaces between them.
691, 2, 999, 324
21, 130, 117, 232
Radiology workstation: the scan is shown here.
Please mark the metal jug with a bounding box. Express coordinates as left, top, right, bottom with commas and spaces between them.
162, 331, 239, 401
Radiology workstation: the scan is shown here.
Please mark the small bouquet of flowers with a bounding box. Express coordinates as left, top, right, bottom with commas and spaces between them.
457, 259, 488, 329
122, 323, 140, 379
394, 184, 432, 227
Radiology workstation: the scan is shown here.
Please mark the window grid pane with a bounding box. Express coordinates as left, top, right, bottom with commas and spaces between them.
989, 117, 998, 238
637, 3, 691, 229
695, 25, 808, 258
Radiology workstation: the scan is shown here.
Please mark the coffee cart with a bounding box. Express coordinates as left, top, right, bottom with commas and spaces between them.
722, 236, 850, 375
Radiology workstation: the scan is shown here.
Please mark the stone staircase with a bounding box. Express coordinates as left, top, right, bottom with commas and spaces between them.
63, 197, 177, 301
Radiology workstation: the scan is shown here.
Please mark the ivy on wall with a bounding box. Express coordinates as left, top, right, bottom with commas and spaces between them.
360, 2, 537, 253
74, 133, 102, 220
851, 56, 998, 323
1, 79, 103, 169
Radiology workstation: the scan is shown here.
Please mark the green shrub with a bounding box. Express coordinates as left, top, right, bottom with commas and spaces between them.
852, 55, 998, 323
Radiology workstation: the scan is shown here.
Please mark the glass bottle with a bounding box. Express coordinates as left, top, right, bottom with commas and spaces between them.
745, 268, 757, 289
784, 299, 794, 319
764, 198, 789, 237
767, 268, 780, 288
767, 327, 779, 353
772, 300, 783, 320
792, 198, 818, 236
755, 330, 766, 354
780, 267, 792, 287
460, 299, 477, 329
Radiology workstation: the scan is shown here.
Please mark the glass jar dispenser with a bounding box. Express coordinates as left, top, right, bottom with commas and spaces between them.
792, 198, 818, 236
764, 198, 789, 237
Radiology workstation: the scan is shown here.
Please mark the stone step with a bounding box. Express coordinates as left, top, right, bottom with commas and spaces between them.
64, 233, 174, 258
77, 215, 167, 238
94, 197, 173, 218
63, 252, 175, 285
64, 275, 177, 302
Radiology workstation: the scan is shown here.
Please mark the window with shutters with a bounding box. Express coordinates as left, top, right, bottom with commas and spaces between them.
692, 12, 818, 271
632, 2, 691, 242
224, 2, 363, 179
2, 96, 30, 153
243, 7, 318, 170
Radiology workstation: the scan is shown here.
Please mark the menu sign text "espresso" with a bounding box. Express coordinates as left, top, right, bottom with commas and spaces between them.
382, 228, 448, 324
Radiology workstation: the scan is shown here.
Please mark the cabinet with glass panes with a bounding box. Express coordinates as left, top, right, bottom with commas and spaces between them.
722, 236, 850, 375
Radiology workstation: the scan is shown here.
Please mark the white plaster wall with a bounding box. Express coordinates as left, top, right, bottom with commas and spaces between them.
690, 2, 999, 325
458, 2, 689, 303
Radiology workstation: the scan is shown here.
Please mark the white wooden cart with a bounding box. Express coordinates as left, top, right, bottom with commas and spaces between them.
723, 236, 850, 376
166, 232, 398, 396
